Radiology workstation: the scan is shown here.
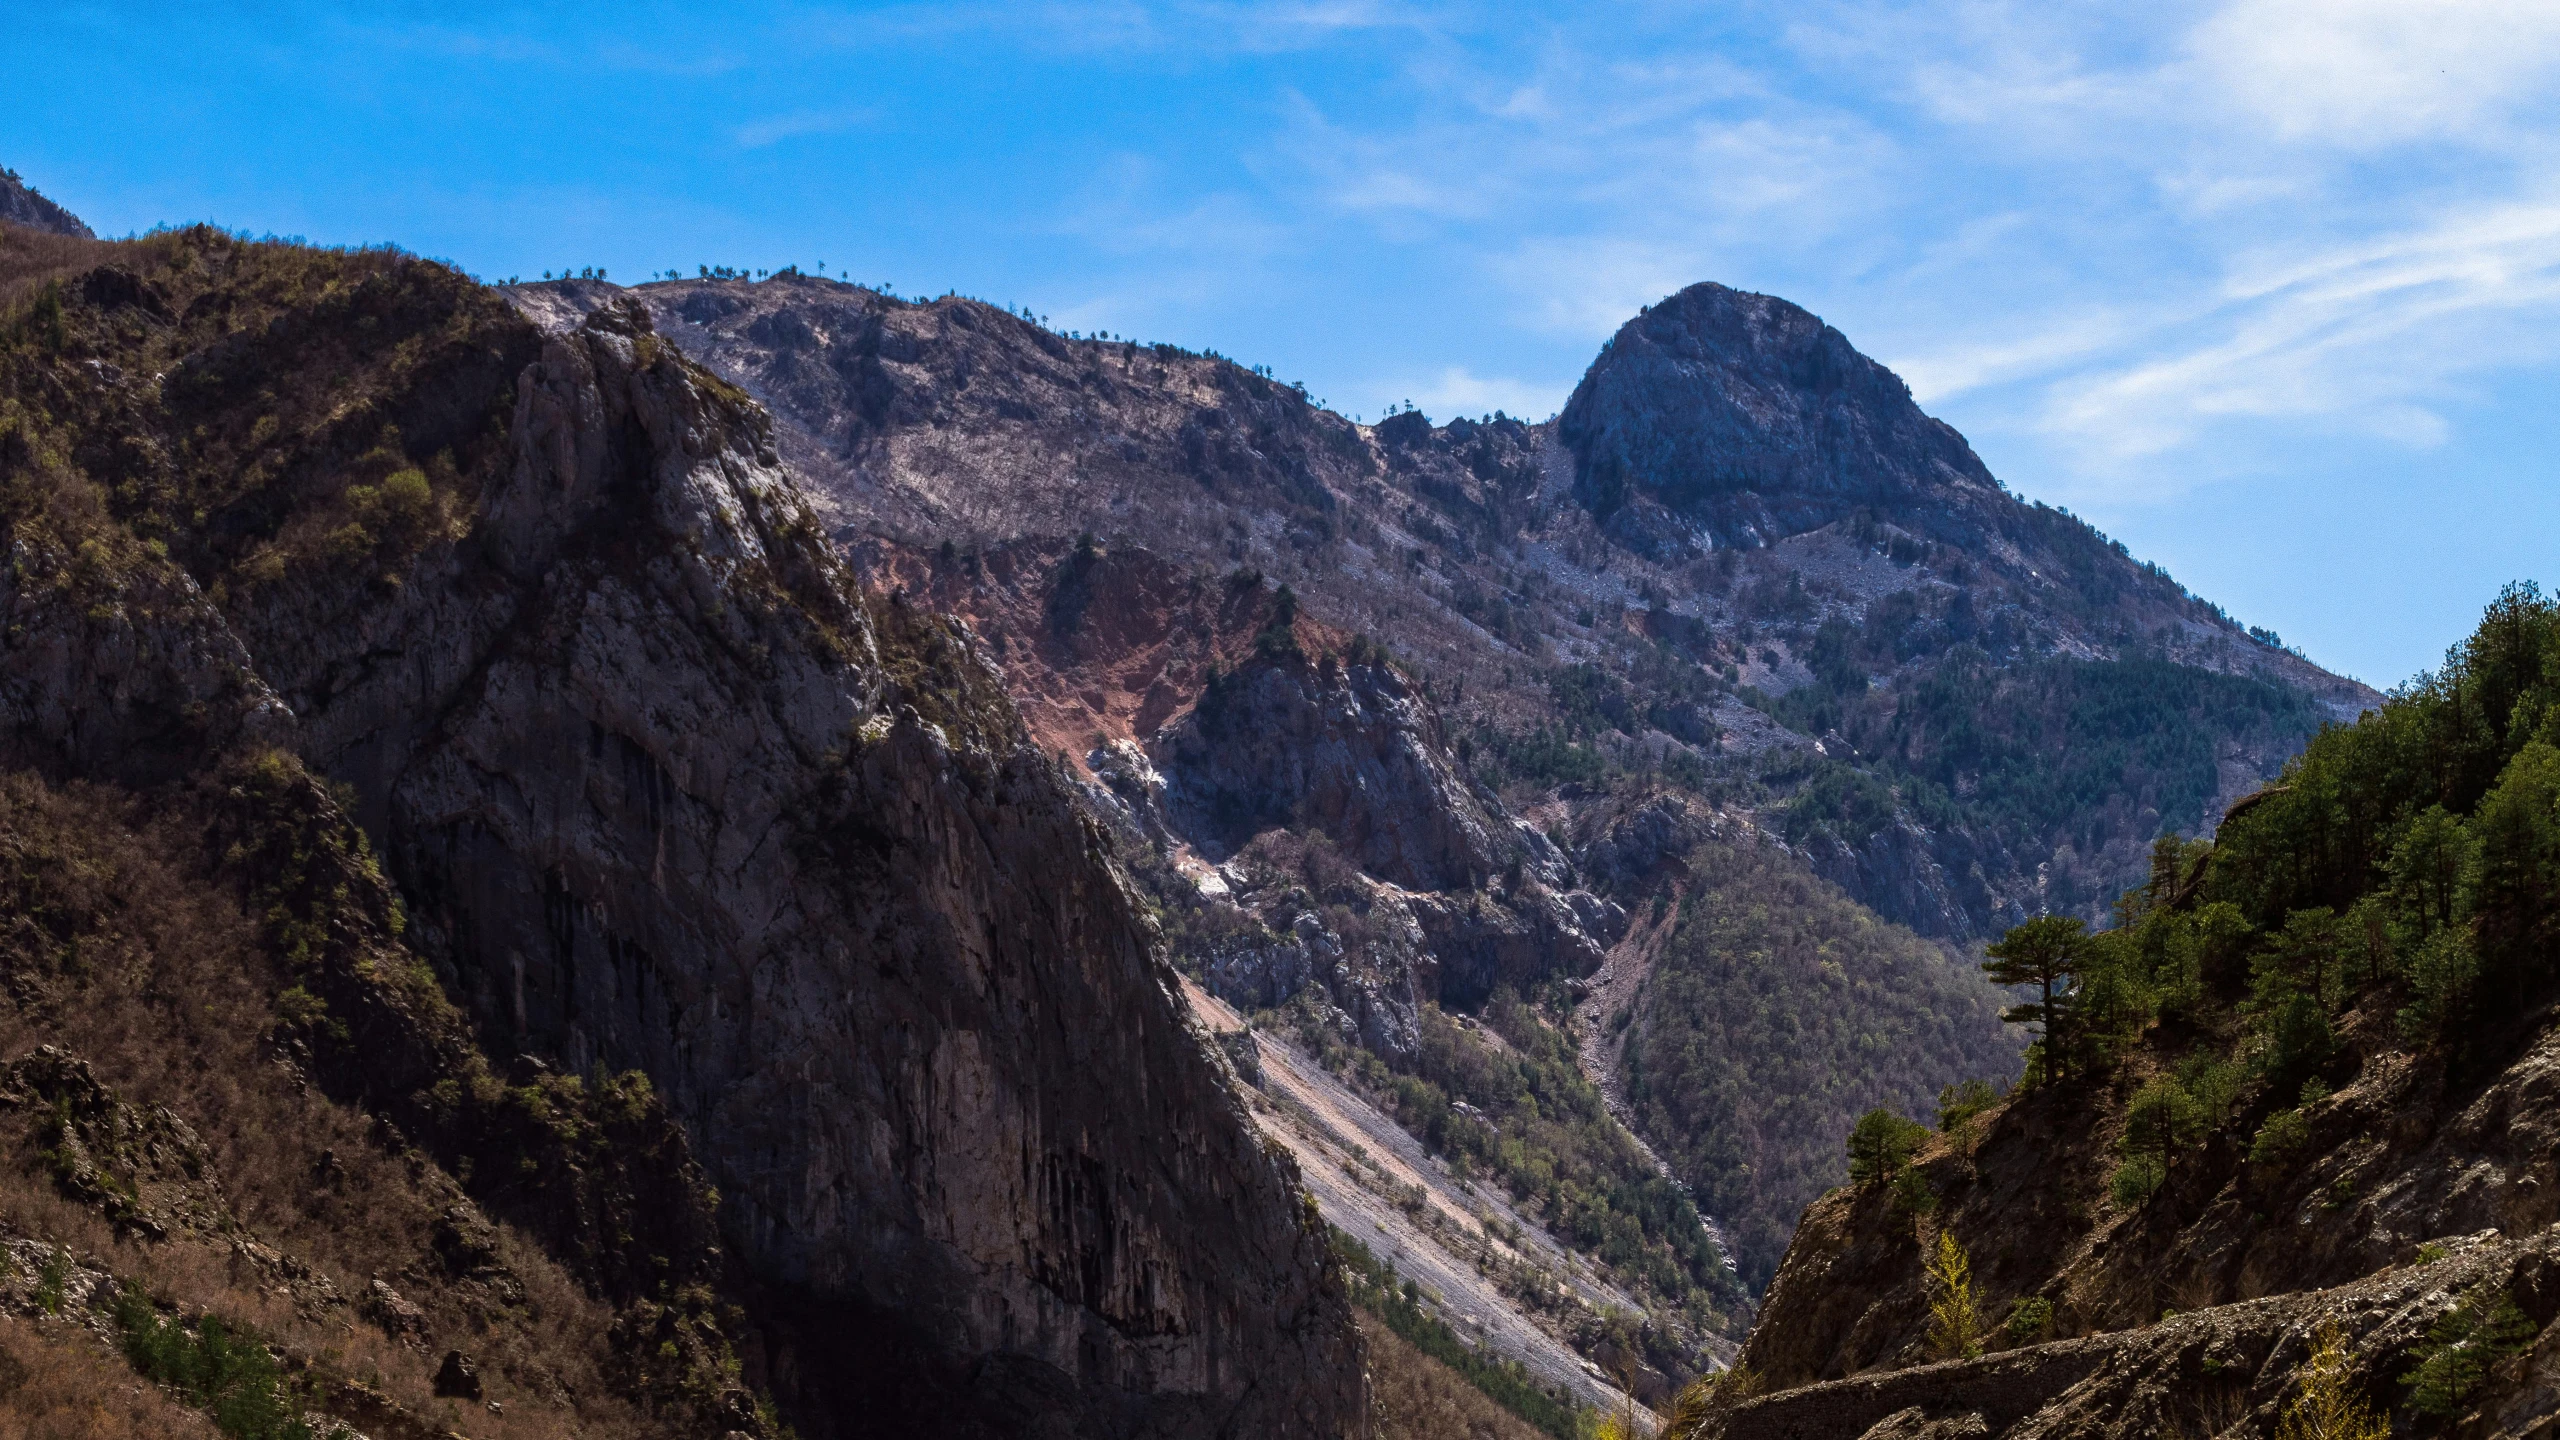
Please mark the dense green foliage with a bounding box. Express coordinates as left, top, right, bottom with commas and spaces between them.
1777, 650, 2325, 909
1621, 838, 2016, 1286
1333, 1228, 1586, 1440
1997, 585, 2560, 1111
2199, 583, 2560, 1041
1309, 996, 1745, 1330
114, 1287, 314, 1440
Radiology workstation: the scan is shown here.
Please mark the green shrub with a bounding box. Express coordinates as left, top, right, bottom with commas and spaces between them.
2249, 1108, 2311, 1170
1888, 1166, 1939, 1220
2399, 928, 2479, 1045
1846, 1109, 1929, 1187
1935, 1078, 1998, 1131
113, 1286, 315, 1440
2109, 1155, 2164, 1209
2004, 1296, 2054, 1347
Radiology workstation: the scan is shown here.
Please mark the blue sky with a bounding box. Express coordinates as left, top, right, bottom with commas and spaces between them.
12, 1, 2560, 689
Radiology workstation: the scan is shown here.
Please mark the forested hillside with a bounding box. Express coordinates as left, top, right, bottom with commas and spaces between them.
1701, 583, 2560, 1438
1623, 836, 2016, 1287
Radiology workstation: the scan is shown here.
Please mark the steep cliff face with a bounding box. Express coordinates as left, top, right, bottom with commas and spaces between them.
0, 225, 1363, 1438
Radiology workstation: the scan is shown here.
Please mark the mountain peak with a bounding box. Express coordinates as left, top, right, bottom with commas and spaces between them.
1560, 281, 1998, 556
0, 166, 95, 239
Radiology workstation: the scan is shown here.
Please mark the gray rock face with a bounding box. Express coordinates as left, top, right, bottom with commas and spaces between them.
1146, 651, 1619, 1040
0, 533, 294, 785
1201, 905, 1427, 1060
1558, 282, 2003, 558
1791, 817, 2026, 946
0, 167, 93, 239
1152, 656, 1496, 893
74, 293, 1361, 1437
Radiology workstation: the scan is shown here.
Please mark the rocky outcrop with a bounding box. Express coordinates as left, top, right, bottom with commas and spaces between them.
1153, 653, 1501, 893
852, 532, 1624, 1060
1558, 283, 2004, 558
2, 240, 1365, 1438
1734, 998, 2560, 1396
0, 167, 92, 238
1703, 1224, 2560, 1439
1146, 651, 1622, 1038
1791, 817, 2027, 946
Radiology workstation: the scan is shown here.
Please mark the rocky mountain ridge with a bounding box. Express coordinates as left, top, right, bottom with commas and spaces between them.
490, 270, 2383, 1405
533, 270, 2370, 945
0, 216, 1362, 1438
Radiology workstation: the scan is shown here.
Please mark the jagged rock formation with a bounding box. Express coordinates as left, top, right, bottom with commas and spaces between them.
0, 225, 1363, 1438
864, 534, 1621, 1062
531, 270, 2369, 947
0, 167, 92, 239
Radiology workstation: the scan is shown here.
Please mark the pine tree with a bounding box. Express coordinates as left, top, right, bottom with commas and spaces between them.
1982, 915, 2088, 1079
2405, 1283, 2538, 1417
1846, 1108, 1927, 1186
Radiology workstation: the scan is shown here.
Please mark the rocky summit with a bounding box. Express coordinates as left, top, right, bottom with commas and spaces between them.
0, 164, 2512, 1440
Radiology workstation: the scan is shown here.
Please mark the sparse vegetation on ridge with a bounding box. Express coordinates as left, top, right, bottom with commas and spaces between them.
1296, 994, 1744, 1352
1335, 1227, 1588, 1440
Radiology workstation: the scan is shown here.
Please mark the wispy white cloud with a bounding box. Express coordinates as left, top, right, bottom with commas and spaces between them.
1233, 0, 2560, 499
1398, 365, 1570, 420
2190, 0, 2560, 147
2037, 198, 2560, 473
732, 107, 879, 148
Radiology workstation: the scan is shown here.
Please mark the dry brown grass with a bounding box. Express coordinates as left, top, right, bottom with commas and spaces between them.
0, 771, 654, 1440
0, 224, 111, 313
0, 1312, 218, 1440
1361, 1312, 1550, 1440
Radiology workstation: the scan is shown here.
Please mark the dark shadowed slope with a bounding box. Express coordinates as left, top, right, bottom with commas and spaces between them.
0, 219, 1363, 1439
